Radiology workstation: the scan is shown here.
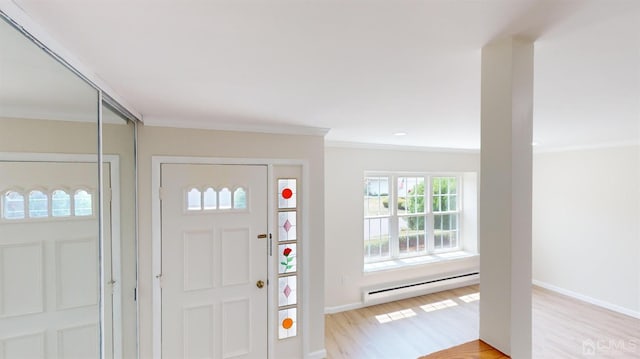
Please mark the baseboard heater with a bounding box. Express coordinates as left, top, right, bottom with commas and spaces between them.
363, 272, 480, 304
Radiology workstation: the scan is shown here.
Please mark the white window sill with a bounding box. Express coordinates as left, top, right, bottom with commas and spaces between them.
364, 251, 478, 273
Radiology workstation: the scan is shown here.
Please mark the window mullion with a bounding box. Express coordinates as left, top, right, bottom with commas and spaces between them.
390, 215, 399, 258
390, 175, 399, 258
426, 175, 434, 254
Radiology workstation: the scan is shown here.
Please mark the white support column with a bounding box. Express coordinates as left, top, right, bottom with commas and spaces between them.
479, 37, 533, 358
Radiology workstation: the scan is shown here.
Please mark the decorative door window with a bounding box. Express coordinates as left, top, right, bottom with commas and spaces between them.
277, 178, 298, 339
1, 188, 94, 220
185, 186, 248, 211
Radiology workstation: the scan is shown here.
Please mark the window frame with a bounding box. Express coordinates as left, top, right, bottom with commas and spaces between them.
364, 172, 462, 264
363, 176, 392, 260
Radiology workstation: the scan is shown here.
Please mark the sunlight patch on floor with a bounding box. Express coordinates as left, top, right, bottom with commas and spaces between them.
420, 299, 458, 313
459, 292, 480, 303
375, 309, 417, 323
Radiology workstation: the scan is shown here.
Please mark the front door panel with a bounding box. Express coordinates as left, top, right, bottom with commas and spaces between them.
161, 164, 268, 359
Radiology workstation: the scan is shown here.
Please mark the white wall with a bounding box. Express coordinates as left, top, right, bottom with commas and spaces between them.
533, 145, 640, 316
324, 145, 480, 310
137, 125, 326, 358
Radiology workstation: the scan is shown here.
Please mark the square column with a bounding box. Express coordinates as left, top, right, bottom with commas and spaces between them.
480, 37, 533, 358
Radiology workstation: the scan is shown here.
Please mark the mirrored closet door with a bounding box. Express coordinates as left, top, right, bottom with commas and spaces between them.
0, 13, 137, 359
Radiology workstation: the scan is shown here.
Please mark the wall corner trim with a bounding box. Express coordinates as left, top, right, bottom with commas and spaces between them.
532, 280, 640, 319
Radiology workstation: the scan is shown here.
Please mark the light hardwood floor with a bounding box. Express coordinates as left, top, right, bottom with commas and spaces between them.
325, 285, 640, 358
419, 340, 509, 359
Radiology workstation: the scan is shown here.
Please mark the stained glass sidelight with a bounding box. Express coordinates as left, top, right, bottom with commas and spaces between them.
278, 211, 297, 241
278, 275, 297, 306
278, 244, 297, 274
278, 179, 297, 209
278, 308, 297, 339
276, 177, 299, 340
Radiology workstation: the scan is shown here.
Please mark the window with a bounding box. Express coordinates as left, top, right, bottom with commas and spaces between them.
187, 188, 202, 211
28, 190, 48, 218
3, 191, 25, 219
74, 190, 93, 216
363, 177, 390, 260
203, 188, 217, 210
185, 185, 248, 212
233, 187, 247, 209
218, 188, 232, 209
2, 188, 94, 220
432, 177, 459, 250
364, 174, 461, 263
51, 190, 71, 217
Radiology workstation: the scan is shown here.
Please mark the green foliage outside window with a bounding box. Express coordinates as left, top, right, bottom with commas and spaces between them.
406, 183, 425, 228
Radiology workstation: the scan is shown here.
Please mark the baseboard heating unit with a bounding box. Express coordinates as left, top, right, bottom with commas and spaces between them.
363, 272, 480, 305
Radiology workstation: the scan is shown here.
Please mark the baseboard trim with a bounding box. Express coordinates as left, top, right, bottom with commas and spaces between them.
533, 280, 640, 319
307, 349, 327, 359
325, 278, 479, 314
324, 302, 364, 314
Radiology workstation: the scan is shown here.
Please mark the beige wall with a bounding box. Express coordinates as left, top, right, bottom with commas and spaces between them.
0, 117, 98, 154
136, 124, 326, 358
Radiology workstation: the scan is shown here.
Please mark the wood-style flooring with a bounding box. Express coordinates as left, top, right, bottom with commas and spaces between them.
324, 285, 640, 358
418, 340, 509, 359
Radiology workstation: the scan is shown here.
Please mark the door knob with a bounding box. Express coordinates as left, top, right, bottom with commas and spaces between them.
256, 280, 265, 289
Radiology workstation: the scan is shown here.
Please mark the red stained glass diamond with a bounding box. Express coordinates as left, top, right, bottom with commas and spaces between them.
282, 188, 293, 199
283, 284, 292, 298
283, 219, 292, 233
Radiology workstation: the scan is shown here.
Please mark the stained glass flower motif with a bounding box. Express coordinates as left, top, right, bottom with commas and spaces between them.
278, 244, 297, 274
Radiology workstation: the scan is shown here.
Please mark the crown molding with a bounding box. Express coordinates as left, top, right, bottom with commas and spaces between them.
324, 140, 480, 154
142, 116, 330, 137
533, 140, 640, 154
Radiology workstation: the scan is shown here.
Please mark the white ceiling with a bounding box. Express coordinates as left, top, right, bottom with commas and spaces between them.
5, 0, 640, 149
0, 15, 99, 123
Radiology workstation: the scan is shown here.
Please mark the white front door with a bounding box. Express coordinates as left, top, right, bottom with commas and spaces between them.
0, 161, 113, 359
160, 164, 268, 359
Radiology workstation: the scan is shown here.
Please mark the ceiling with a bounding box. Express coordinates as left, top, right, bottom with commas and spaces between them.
0, 16, 131, 124
4, 0, 640, 149
0, 13, 98, 123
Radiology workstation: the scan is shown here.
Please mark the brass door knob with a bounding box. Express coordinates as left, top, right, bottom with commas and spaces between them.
256, 280, 265, 289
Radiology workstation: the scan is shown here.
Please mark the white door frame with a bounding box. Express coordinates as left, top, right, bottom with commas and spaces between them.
0, 152, 123, 359
151, 156, 311, 359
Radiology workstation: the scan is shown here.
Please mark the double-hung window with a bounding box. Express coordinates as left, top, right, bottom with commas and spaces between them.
364, 174, 461, 263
